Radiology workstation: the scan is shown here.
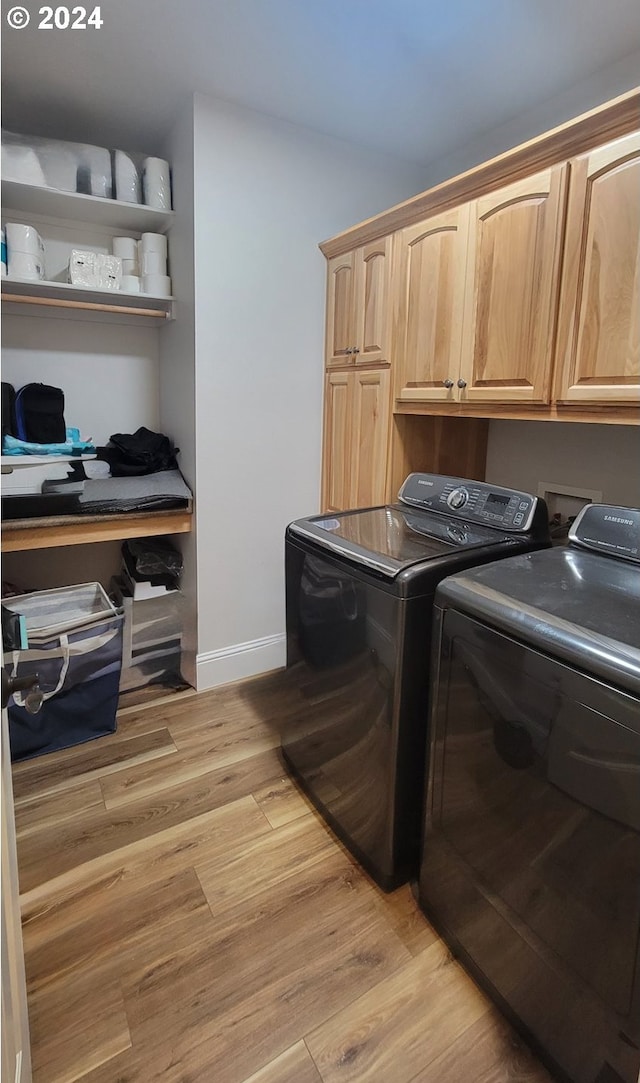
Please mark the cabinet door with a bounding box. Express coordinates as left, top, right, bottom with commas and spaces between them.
396, 206, 471, 402
350, 367, 391, 509
353, 237, 392, 365
460, 167, 566, 404
325, 253, 356, 367
556, 131, 640, 405
321, 370, 353, 512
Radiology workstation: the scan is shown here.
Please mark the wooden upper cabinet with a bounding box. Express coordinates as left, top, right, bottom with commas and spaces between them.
353, 238, 392, 365
326, 252, 355, 367
555, 131, 640, 405
325, 239, 391, 368
395, 206, 471, 402
460, 166, 567, 404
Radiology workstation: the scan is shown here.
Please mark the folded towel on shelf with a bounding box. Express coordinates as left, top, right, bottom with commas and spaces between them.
3, 428, 95, 456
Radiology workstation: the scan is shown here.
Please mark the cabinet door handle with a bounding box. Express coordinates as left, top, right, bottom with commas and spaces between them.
346, 347, 354, 354
353, 347, 360, 354
443, 378, 454, 389
457, 378, 467, 389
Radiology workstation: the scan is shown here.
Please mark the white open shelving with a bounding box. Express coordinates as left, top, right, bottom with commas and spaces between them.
1, 153, 193, 564
2, 180, 174, 233
2, 181, 175, 322
2, 277, 174, 321
1, 454, 96, 465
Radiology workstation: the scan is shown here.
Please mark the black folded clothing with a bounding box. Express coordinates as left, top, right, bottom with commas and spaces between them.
98, 427, 179, 477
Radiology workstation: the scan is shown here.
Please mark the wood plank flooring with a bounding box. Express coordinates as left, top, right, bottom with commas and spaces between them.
12, 671, 553, 1083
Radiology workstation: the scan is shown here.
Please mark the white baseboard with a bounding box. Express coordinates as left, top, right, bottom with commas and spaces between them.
196, 632, 286, 690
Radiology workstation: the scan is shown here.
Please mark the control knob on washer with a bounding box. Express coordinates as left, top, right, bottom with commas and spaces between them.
447, 487, 468, 510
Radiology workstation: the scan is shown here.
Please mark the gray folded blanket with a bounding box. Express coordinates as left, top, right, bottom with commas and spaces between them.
79, 470, 192, 513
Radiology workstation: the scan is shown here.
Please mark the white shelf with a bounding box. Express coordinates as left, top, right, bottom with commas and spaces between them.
2, 180, 174, 233
2, 277, 173, 303
1, 454, 96, 466
2, 277, 173, 321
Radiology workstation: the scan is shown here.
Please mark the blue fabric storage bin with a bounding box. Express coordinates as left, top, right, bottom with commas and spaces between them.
3, 584, 124, 762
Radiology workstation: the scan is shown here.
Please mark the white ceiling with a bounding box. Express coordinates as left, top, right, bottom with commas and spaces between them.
2, 0, 640, 165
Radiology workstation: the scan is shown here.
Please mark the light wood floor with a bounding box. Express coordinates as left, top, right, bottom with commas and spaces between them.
12, 671, 554, 1083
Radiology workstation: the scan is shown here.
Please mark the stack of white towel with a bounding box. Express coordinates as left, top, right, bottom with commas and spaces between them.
66, 233, 170, 296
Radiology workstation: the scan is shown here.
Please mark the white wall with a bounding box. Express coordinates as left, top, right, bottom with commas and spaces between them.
159, 101, 197, 686
191, 94, 428, 687
160, 101, 196, 489
2, 315, 160, 445
421, 48, 640, 186
485, 421, 640, 508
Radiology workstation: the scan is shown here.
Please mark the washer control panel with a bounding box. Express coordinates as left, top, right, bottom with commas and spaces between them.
398, 473, 537, 532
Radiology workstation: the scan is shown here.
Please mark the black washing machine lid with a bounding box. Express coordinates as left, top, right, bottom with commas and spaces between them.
436, 545, 640, 696
287, 504, 511, 579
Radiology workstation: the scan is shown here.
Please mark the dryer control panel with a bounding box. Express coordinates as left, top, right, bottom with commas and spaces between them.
398, 473, 538, 532
569, 504, 640, 563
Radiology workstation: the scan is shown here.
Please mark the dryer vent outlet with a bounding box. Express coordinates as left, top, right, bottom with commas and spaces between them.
537, 482, 602, 525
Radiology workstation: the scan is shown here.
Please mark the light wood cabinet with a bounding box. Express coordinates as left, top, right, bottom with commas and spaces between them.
325, 252, 355, 367
325, 238, 391, 368
321, 367, 391, 512
350, 367, 392, 508
395, 206, 471, 403
555, 131, 640, 406
395, 169, 567, 409
322, 370, 352, 511
320, 102, 640, 516
459, 166, 567, 405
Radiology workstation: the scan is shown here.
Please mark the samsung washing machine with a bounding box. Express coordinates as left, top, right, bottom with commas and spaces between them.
419, 503, 640, 1083
282, 472, 550, 890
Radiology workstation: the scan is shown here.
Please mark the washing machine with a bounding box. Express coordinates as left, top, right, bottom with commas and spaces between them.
419, 503, 640, 1083
282, 472, 550, 890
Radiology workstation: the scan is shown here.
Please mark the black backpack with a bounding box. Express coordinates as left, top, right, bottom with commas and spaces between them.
14, 383, 66, 444
1, 382, 17, 441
